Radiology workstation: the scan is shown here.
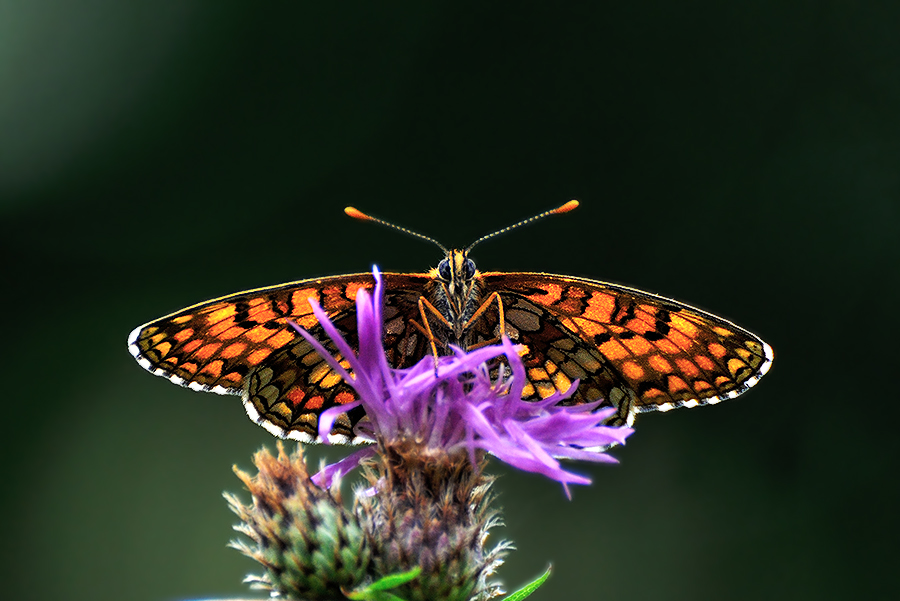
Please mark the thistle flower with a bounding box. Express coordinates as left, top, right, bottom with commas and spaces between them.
291, 267, 634, 495
227, 268, 634, 601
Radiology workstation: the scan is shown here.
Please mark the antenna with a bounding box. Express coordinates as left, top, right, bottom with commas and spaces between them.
345, 206, 449, 253
465, 199, 579, 252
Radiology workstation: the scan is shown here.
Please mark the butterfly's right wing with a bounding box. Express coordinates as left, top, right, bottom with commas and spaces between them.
476, 272, 772, 427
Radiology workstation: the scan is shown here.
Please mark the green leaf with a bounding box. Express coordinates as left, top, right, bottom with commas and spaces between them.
501, 565, 552, 601
344, 566, 422, 600
367, 566, 422, 591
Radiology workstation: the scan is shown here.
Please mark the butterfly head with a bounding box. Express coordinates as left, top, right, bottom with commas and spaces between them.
436, 250, 478, 297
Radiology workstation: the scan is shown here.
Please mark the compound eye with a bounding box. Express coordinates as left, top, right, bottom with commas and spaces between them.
438, 258, 451, 280
464, 259, 477, 278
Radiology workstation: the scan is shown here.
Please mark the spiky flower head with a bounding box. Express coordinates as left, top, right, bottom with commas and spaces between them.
225, 442, 370, 600
227, 268, 634, 600
357, 442, 509, 601
226, 441, 507, 601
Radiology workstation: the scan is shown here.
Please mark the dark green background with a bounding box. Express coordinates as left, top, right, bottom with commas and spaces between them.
3, 2, 898, 600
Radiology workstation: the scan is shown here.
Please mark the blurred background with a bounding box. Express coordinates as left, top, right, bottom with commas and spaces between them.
2, 2, 898, 600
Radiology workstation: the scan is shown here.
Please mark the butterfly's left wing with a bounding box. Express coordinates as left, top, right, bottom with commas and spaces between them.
476, 273, 773, 427
128, 273, 434, 442
241, 276, 437, 442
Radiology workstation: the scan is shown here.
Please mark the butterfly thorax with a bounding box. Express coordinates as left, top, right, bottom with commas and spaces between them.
427, 249, 484, 347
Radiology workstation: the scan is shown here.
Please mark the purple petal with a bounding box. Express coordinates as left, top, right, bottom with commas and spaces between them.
312, 446, 377, 489
317, 400, 364, 443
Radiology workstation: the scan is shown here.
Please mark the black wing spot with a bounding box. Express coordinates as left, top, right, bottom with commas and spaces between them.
269, 298, 288, 317
230, 364, 250, 377
234, 301, 251, 324
593, 332, 612, 345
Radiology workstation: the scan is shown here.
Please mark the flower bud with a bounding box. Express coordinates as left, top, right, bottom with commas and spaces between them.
226, 443, 370, 600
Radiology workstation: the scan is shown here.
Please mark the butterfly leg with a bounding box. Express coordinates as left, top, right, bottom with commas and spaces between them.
417, 296, 454, 365
463, 291, 507, 350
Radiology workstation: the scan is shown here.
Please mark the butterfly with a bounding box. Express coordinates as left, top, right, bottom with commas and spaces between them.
128, 201, 772, 443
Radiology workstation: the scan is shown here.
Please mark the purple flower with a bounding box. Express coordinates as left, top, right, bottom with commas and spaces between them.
289, 268, 633, 496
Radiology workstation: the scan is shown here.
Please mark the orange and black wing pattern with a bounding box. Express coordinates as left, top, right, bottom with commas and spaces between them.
128, 273, 433, 442
478, 273, 773, 427
130, 268, 771, 439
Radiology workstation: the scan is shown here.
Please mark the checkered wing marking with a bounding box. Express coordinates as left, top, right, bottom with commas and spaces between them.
128, 273, 433, 442
243, 279, 435, 442
480, 273, 773, 426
